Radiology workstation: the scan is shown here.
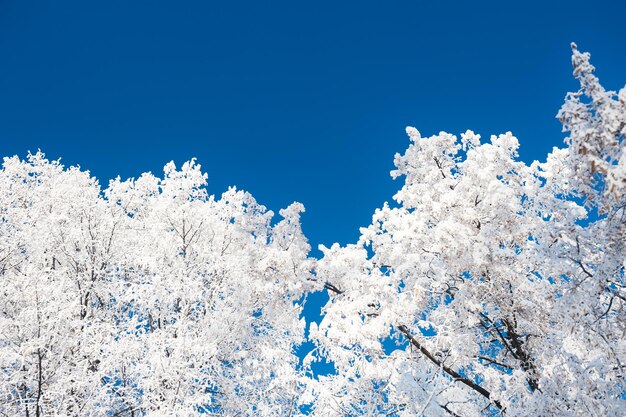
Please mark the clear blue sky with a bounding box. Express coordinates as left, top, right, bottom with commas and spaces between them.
1, 0, 625, 255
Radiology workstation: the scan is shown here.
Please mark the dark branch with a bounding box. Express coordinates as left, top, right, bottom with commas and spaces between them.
324, 282, 344, 294
441, 403, 465, 417
477, 355, 513, 370
397, 325, 503, 411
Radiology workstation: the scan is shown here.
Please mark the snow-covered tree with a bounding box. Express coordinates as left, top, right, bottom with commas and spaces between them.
0, 155, 315, 416
0, 44, 623, 417
307, 44, 625, 416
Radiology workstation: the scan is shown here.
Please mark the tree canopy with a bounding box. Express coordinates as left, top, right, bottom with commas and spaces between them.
1, 45, 624, 416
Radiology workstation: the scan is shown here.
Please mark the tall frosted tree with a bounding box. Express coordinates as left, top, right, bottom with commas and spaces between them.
0, 156, 315, 416
307, 44, 625, 416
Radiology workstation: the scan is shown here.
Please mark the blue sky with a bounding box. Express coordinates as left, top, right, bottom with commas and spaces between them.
1, 0, 625, 255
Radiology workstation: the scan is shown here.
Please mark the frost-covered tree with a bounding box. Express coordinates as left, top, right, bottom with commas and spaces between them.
0, 155, 315, 416
1, 44, 624, 417
306, 44, 625, 416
